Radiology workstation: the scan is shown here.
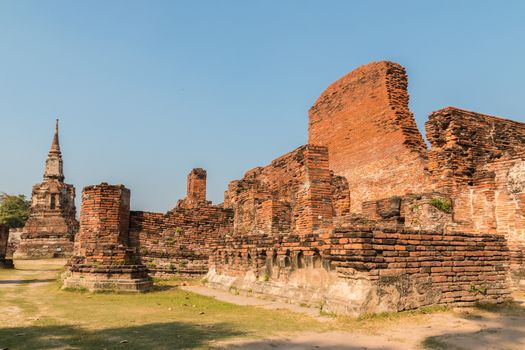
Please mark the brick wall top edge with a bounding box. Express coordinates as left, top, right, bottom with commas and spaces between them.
241, 144, 328, 178
333, 226, 508, 239
428, 106, 525, 126
189, 168, 207, 176
82, 183, 129, 192
308, 60, 403, 110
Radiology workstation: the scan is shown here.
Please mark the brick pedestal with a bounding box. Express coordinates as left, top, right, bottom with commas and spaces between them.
62, 184, 152, 292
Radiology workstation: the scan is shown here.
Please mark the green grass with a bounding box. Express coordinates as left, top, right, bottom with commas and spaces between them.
0, 260, 329, 349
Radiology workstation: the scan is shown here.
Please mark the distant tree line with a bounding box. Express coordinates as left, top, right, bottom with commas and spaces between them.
0, 193, 31, 228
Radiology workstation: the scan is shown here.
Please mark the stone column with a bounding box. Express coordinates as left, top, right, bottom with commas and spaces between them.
62, 183, 152, 292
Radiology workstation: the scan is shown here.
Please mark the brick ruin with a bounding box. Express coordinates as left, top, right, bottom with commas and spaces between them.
15, 120, 79, 259
62, 184, 152, 292
129, 168, 233, 276
0, 224, 14, 268
62, 61, 525, 313
206, 61, 525, 314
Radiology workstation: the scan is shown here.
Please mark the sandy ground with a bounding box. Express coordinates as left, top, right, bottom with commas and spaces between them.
184, 286, 525, 350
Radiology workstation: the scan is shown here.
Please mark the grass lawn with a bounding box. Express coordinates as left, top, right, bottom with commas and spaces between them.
0, 260, 330, 349
2, 260, 523, 350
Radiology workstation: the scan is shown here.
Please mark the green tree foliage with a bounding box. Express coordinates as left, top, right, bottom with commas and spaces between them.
0, 193, 31, 228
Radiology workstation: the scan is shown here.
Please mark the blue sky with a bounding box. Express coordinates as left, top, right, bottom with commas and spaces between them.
1, 0, 524, 212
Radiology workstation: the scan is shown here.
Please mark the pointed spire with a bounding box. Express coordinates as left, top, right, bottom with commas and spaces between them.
48, 117, 61, 156
44, 117, 64, 181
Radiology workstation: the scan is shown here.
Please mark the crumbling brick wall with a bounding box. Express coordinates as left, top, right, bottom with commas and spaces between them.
426, 108, 525, 289
208, 225, 511, 316
129, 205, 233, 276
223, 145, 349, 236
128, 168, 234, 276
427, 107, 525, 191
308, 61, 429, 213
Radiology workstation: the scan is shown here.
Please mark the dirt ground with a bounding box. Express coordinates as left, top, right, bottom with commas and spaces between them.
186, 286, 525, 350
1, 260, 524, 350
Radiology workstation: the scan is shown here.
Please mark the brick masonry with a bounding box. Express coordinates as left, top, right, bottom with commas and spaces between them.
59, 61, 524, 311
129, 169, 233, 276
208, 226, 510, 316
308, 61, 429, 213
62, 183, 152, 292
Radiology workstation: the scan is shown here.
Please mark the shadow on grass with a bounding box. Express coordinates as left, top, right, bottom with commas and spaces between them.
422, 303, 525, 350
0, 321, 245, 349
223, 339, 396, 350
0, 278, 56, 285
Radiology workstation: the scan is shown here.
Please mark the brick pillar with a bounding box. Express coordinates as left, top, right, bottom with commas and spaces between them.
63, 183, 152, 292
187, 168, 207, 203
178, 168, 211, 208
0, 225, 14, 268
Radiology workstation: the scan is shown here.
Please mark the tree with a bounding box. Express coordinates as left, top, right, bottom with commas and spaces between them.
0, 193, 31, 228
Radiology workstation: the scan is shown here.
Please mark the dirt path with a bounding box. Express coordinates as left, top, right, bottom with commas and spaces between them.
186, 285, 525, 350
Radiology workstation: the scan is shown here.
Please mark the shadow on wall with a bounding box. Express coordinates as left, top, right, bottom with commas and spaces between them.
0, 322, 244, 350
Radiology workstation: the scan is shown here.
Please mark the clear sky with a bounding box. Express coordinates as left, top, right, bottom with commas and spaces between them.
1, 0, 524, 212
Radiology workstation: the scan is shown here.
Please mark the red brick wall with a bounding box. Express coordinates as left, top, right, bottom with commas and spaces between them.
308, 61, 429, 212
223, 145, 344, 236
426, 108, 525, 288
129, 204, 233, 275
427, 107, 525, 192
210, 225, 511, 310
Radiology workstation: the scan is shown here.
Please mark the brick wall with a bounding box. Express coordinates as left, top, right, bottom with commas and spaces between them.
209, 225, 511, 315
128, 167, 233, 275
129, 205, 233, 276
427, 107, 525, 192
223, 145, 346, 235
308, 61, 429, 212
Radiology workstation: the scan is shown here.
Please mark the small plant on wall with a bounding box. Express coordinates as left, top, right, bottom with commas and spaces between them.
430, 197, 452, 213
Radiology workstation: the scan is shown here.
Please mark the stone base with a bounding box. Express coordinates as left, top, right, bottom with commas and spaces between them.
206, 267, 511, 317
0, 258, 14, 269
13, 238, 74, 259
62, 264, 153, 292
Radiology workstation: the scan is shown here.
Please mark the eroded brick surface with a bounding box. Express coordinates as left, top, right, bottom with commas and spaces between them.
209, 227, 510, 315
127, 168, 233, 276
56, 60, 525, 308
308, 61, 429, 213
